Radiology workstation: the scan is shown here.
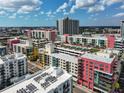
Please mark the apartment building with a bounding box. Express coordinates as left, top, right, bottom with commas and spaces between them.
13, 39, 33, 56
50, 53, 79, 82
31, 29, 57, 42
78, 50, 119, 93
39, 44, 81, 83
121, 21, 124, 39
39, 43, 56, 67
57, 17, 79, 35
7, 38, 20, 50
32, 38, 51, 48
0, 53, 27, 90
1, 67, 72, 93
60, 34, 124, 49
0, 46, 7, 56
39, 43, 120, 93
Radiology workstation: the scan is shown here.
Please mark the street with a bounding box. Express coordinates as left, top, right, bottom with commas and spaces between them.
73, 86, 87, 93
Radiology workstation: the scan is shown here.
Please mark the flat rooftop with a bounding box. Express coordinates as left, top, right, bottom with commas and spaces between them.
66, 34, 122, 41
32, 29, 57, 32
0, 46, 6, 48
56, 46, 85, 54
51, 53, 79, 63
1, 67, 72, 93
100, 49, 120, 55
0, 53, 26, 64
68, 34, 107, 40
13, 43, 32, 48
81, 53, 115, 64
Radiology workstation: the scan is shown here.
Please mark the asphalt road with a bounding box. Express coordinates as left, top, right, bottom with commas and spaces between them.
73, 86, 87, 93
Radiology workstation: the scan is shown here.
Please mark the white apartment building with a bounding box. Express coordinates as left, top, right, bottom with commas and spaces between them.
0, 53, 27, 89
13, 39, 33, 55
60, 34, 124, 49
32, 38, 51, 48
1, 67, 72, 93
49, 53, 79, 82
31, 29, 57, 42
40, 43, 81, 83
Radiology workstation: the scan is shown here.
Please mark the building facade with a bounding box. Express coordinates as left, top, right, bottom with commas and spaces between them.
60, 34, 124, 49
39, 43, 119, 93
121, 21, 124, 39
32, 38, 50, 48
0, 53, 27, 90
78, 53, 117, 93
12, 39, 33, 56
31, 29, 57, 42
57, 17, 79, 35
0, 46, 7, 56
7, 38, 20, 50
1, 67, 72, 93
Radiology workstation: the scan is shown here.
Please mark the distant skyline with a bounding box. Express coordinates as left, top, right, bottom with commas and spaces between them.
0, 0, 124, 26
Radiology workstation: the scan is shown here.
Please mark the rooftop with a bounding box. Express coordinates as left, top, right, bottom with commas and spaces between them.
56, 46, 85, 54
0, 46, 6, 48
81, 53, 115, 64
13, 40, 32, 48
32, 29, 57, 32
100, 49, 120, 55
51, 53, 79, 63
13, 43, 29, 48
0, 53, 26, 64
66, 34, 122, 41
1, 67, 72, 93
68, 34, 107, 40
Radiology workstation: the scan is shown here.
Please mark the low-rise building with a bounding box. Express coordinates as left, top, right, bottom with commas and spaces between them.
32, 38, 51, 48
60, 34, 124, 49
31, 29, 57, 42
13, 39, 33, 56
7, 38, 20, 50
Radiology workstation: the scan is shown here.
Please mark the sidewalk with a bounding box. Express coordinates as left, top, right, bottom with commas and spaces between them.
73, 83, 94, 93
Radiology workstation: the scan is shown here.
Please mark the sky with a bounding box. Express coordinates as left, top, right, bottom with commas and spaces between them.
0, 0, 124, 27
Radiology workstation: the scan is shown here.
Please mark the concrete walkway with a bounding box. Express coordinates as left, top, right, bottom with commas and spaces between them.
74, 83, 94, 93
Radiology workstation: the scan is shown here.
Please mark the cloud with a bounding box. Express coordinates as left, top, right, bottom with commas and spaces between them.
63, 10, 69, 15
120, 4, 124, 9
0, 0, 42, 14
101, 0, 123, 6
0, 11, 6, 16
69, 0, 124, 13
56, 2, 68, 12
46, 11, 52, 16
46, 11, 55, 18
88, 5, 105, 13
17, 5, 34, 14
40, 11, 44, 15
70, 5, 77, 13
19, 15, 23, 18
34, 14, 38, 17
9, 13, 16, 19
113, 12, 124, 17
75, 0, 96, 8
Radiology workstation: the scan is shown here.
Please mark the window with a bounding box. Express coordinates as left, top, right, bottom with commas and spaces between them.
100, 68, 104, 71
106, 65, 108, 68
89, 78, 92, 80
90, 62, 93, 64
100, 64, 104, 67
